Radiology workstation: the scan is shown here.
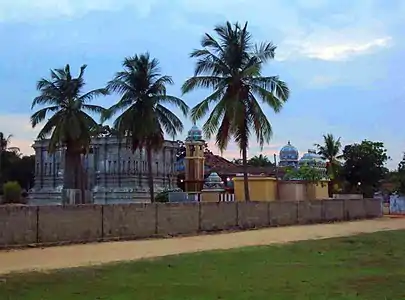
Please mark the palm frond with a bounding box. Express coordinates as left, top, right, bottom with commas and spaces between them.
202, 107, 225, 140
190, 49, 230, 76
214, 113, 232, 151
190, 88, 225, 123
149, 75, 174, 94
79, 88, 109, 103
247, 92, 272, 148
201, 33, 224, 54
182, 76, 223, 94
250, 84, 284, 113
156, 104, 184, 138
31, 95, 62, 110
254, 42, 277, 63
30, 106, 60, 128
250, 76, 290, 101
37, 112, 62, 140
156, 95, 189, 117
82, 104, 108, 115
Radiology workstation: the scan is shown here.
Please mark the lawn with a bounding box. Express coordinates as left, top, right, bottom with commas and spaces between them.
1, 230, 405, 300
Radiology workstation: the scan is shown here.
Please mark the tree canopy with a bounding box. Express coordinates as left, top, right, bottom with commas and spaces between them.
103, 53, 189, 202
284, 165, 325, 183
248, 154, 274, 167
30, 64, 108, 195
182, 21, 289, 201
30, 64, 108, 153
341, 140, 389, 196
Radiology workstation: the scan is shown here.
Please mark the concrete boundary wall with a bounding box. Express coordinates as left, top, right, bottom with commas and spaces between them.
0, 199, 382, 248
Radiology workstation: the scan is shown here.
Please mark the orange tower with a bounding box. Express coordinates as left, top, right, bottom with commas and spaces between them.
184, 125, 205, 192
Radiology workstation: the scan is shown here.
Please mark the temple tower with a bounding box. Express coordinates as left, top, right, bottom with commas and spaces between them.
184, 125, 205, 193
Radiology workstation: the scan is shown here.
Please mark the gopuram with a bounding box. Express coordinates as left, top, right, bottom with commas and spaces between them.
29, 136, 178, 204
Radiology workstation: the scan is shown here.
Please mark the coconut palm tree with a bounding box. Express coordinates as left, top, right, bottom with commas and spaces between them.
248, 154, 274, 167
314, 133, 343, 196
103, 53, 189, 202
182, 21, 289, 201
30, 64, 108, 202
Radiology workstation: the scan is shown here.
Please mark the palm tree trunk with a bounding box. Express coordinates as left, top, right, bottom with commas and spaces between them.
328, 180, 333, 198
241, 146, 250, 201
146, 147, 154, 203
63, 145, 85, 204
327, 162, 334, 198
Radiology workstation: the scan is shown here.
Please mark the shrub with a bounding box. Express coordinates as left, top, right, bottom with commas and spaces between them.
155, 188, 183, 203
2, 181, 23, 204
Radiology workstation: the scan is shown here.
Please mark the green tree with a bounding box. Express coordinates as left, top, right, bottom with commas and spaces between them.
182, 21, 289, 201
284, 165, 325, 183
6, 155, 35, 191
0, 133, 21, 187
30, 64, 108, 202
0, 133, 20, 153
395, 154, 405, 195
248, 154, 274, 167
103, 53, 189, 202
341, 140, 389, 197
314, 133, 342, 196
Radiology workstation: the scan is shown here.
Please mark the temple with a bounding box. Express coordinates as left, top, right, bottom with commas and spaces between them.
29, 136, 178, 204
278, 141, 327, 176
279, 141, 299, 168
29, 120, 327, 205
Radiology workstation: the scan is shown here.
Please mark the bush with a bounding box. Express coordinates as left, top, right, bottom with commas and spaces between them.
2, 181, 23, 204
155, 188, 183, 203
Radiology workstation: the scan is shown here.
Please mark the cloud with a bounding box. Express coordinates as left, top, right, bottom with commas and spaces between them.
0, 114, 38, 155
0, 0, 157, 22
2, 0, 399, 63
279, 37, 392, 62
173, 0, 398, 62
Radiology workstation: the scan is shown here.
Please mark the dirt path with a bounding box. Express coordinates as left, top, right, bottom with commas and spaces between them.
1, 217, 404, 275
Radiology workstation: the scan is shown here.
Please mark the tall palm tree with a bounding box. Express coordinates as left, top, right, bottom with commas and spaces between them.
314, 133, 342, 196
103, 53, 189, 202
30, 64, 108, 202
182, 21, 289, 201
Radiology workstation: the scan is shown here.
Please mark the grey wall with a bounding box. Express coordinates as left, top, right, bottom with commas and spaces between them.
0, 199, 382, 248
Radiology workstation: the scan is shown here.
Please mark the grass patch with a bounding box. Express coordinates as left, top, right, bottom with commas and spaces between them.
1, 230, 405, 299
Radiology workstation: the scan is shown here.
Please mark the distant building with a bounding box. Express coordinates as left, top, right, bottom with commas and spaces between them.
278, 141, 327, 177
279, 141, 299, 168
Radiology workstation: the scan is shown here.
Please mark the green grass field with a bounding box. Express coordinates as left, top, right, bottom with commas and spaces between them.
1, 230, 405, 300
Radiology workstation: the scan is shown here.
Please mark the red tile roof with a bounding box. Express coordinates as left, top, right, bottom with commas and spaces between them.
204, 153, 279, 176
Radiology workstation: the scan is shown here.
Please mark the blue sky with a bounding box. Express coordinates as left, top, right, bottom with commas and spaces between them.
0, 0, 404, 169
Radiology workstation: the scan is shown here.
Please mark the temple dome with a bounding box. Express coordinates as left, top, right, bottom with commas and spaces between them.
186, 125, 203, 141
299, 149, 327, 168
279, 141, 299, 161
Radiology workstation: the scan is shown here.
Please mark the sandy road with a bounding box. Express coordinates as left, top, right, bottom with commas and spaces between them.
0, 217, 404, 275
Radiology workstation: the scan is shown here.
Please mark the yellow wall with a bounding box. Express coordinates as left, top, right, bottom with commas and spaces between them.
201, 191, 221, 202
308, 181, 329, 199
233, 178, 329, 201
233, 177, 277, 201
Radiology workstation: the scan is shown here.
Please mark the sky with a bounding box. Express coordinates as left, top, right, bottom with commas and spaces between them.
0, 0, 404, 169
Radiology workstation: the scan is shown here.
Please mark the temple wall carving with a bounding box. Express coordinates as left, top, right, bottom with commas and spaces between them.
30, 137, 178, 204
